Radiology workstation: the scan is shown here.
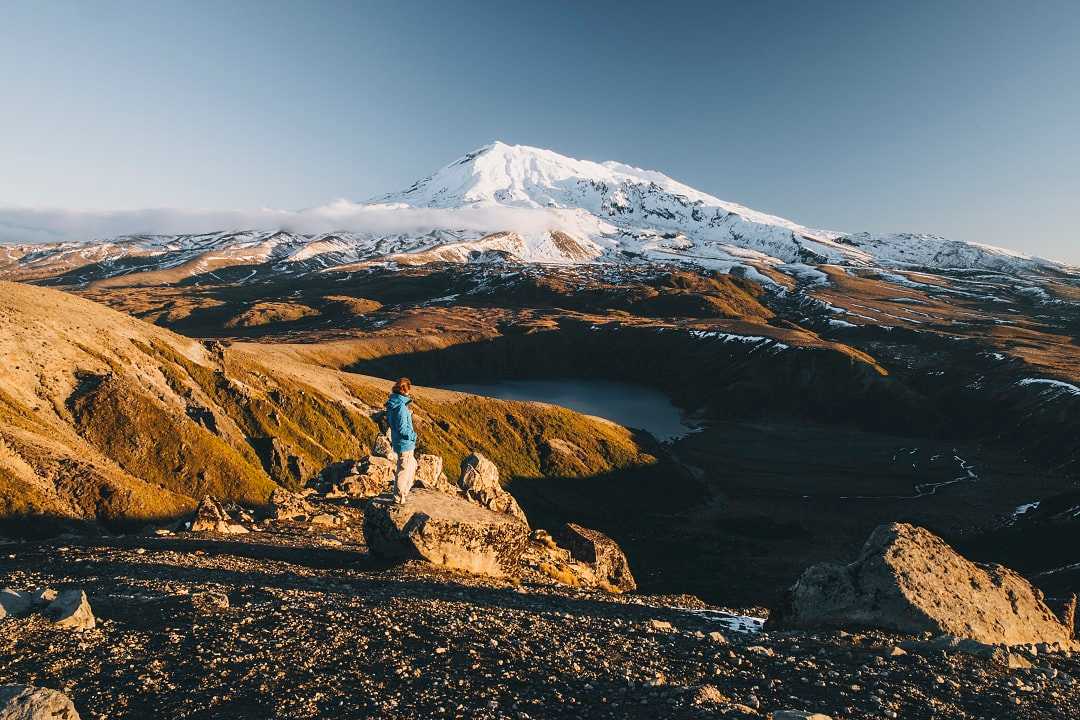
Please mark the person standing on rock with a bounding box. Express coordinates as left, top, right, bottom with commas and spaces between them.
386, 377, 418, 504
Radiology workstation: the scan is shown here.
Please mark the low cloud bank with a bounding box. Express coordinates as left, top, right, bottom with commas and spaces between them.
0, 201, 601, 245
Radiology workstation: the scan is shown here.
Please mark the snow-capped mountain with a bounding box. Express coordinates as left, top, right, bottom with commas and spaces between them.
1, 141, 1072, 284
375, 142, 1067, 273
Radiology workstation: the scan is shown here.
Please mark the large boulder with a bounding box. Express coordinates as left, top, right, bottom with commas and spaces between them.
0, 589, 31, 620
415, 454, 455, 494
190, 496, 248, 534
769, 522, 1073, 646
372, 431, 397, 463
551, 523, 637, 592
0, 685, 81, 720
319, 459, 359, 486
44, 590, 95, 630
364, 488, 529, 578
458, 453, 528, 525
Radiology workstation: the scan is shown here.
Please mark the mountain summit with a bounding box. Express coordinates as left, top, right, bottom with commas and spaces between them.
379, 141, 814, 228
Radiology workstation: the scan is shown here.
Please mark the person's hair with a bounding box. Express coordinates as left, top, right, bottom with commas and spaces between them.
392, 377, 412, 395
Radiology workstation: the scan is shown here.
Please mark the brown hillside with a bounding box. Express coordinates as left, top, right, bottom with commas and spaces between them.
0, 282, 655, 532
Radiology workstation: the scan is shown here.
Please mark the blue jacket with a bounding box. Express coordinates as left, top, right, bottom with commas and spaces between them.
385, 392, 417, 453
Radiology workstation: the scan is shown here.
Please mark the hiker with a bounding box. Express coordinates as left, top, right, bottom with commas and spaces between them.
385, 377, 418, 503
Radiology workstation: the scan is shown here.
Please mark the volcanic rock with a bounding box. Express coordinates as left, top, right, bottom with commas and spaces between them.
415, 454, 454, 493
458, 453, 528, 524
190, 496, 248, 534
0, 589, 31, 620
190, 591, 230, 613
318, 459, 359, 486
44, 590, 95, 630
769, 522, 1072, 646
0, 685, 81, 720
27, 589, 57, 608
372, 431, 397, 462
335, 456, 396, 498
364, 488, 529, 578
551, 523, 637, 592
269, 488, 314, 522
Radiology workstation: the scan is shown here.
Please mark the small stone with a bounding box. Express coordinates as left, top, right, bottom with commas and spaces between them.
690, 684, 727, 706
707, 631, 728, 644
191, 591, 230, 613
648, 619, 674, 632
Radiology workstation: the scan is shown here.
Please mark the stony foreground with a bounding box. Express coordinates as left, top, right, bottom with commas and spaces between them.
2, 533, 1079, 719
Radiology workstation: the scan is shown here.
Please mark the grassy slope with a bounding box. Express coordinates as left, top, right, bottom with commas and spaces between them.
0, 282, 656, 531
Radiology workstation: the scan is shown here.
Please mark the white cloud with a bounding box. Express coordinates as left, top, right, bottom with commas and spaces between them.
0, 200, 607, 245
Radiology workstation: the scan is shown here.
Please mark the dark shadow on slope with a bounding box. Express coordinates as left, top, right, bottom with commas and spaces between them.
347, 322, 932, 435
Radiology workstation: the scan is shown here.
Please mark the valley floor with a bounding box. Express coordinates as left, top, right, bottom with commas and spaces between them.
1, 526, 1076, 719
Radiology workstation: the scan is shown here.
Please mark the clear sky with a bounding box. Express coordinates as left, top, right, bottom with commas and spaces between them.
1, 0, 1078, 261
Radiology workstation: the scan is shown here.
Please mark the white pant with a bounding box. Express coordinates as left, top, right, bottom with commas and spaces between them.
393, 450, 417, 502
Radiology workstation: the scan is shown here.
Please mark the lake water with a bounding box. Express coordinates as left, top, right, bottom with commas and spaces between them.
441, 379, 695, 442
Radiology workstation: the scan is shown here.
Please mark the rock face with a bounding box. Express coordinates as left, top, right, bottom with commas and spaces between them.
458, 453, 528, 524
364, 489, 529, 578
551, 523, 637, 592
0, 685, 81, 720
769, 522, 1072, 646
190, 496, 248, 534
44, 590, 95, 630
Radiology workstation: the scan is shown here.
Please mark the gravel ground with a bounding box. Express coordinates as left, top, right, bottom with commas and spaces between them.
1, 528, 1078, 720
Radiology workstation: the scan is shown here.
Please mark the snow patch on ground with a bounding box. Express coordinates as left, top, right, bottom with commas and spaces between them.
1017, 378, 1080, 396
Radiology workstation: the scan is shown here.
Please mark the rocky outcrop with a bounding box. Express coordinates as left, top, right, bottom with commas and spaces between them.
364, 489, 529, 578
769, 522, 1073, 646
522, 530, 608, 590
459, 453, 528, 524
0, 685, 81, 720
339, 456, 395, 498
189, 496, 248, 534
270, 488, 315, 521
44, 590, 95, 630
551, 523, 637, 592
315, 456, 392, 499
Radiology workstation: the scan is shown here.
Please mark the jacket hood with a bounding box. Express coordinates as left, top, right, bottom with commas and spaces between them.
386, 392, 411, 410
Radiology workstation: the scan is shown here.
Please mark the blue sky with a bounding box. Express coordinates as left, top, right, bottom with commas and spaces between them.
1, 0, 1078, 261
